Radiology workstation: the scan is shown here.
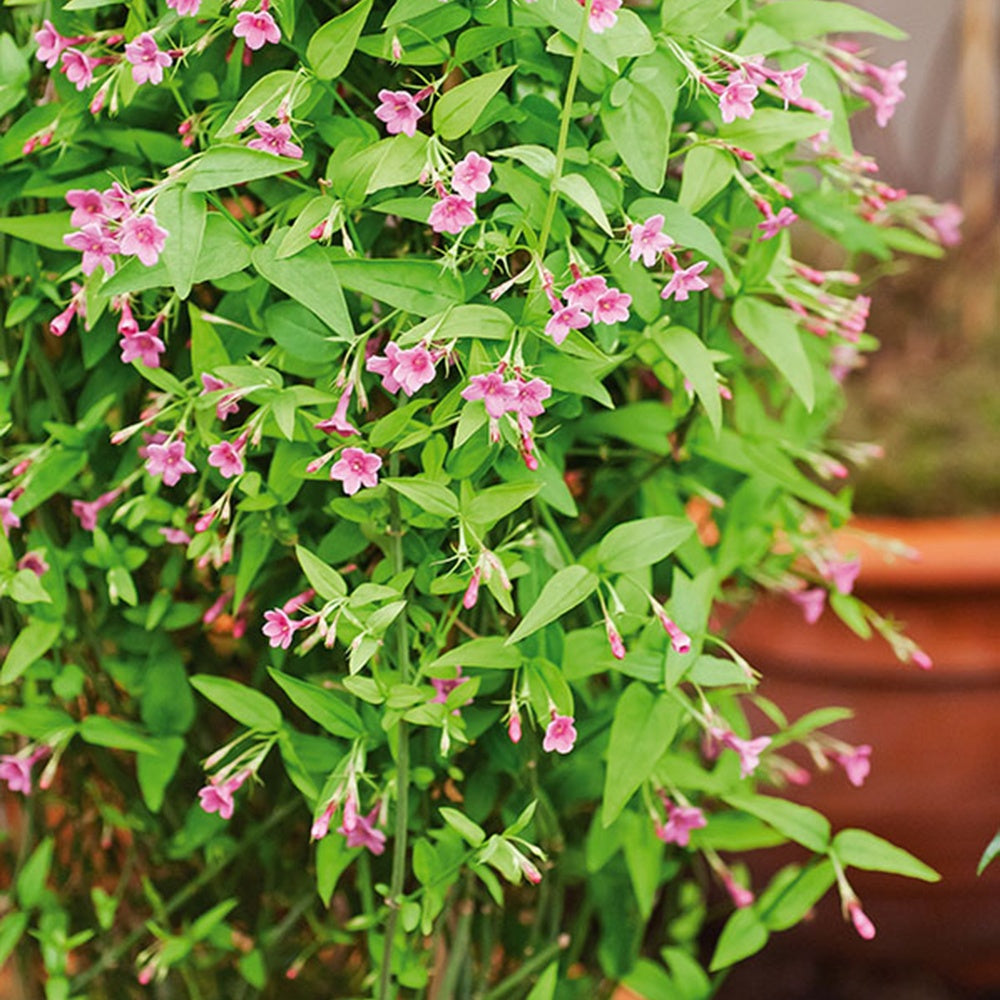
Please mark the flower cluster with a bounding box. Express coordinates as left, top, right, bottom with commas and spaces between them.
461, 367, 552, 468
628, 215, 713, 303
543, 264, 632, 345
429, 151, 493, 235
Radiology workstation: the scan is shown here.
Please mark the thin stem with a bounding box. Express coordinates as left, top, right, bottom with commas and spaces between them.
378, 450, 413, 1000
535, 0, 593, 263
479, 937, 568, 1000
436, 877, 475, 1000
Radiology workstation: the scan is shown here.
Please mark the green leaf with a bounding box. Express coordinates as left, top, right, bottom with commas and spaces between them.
215, 71, 300, 138
759, 860, 835, 931
188, 146, 305, 192
252, 240, 354, 339
433, 66, 516, 140
79, 716, 162, 754
0, 212, 72, 251
268, 668, 363, 738
832, 829, 940, 882
556, 173, 612, 235
463, 482, 541, 529
190, 675, 283, 731
396, 304, 515, 347
384, 478, 458, 518
0, 618, 60, 684
662, 0, 736, 33
0, 913, 29, 967
16, 837, 53, 909
190, 303, 230, 374
316, 833, 354, 906
630, 197, 734, 283
157, 185, 207, 300
602, 684, 680, 826
732, 297, 814, 410
979, 829, 1000, 876
723, 794, 830, 853
678, 146, 732, 213
439, 807, 486, 847
429, 637, 520, 670
507, 565, 599, 644
754, 0, 906, 40
650, 324, 722, 436
136, 736, 185, 812
720, 108, 825, 156
307, 0, 374, 79
295, 545, 348, 600
597, 516, 693, 573
709, 907, 769, 971
525, 962, 558, 1000
539, 0, 654, 71
329, 257, 464, 316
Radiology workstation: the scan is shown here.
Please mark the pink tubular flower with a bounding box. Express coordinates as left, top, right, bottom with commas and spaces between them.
64, 223, 118, 276
374, 89, 424, 137
71, 489, 120, 531
928, 203, 963, 247
311, 799, 338, 841
198, 770, 250, 821
247, 121, 303, 159
18, 551, 49, 577
66, 188, 107, 228
605, 616, 626, 660
102, 181, 133, 221
847, 898, 876, 940
452, 151, 492, 200
61, 49, 97, 91
431, 667, 465, 705
463, 566, 481, 610
593, 288, 631, 325
564, 275, 608, 312
1, 498, 22, 538
586, 0, 621, 33
160, 526, 192, 545
512, 377, 551, 419
518, 853, 542, 884
655, 609, 691, 654
661, 261, 709, 302
262, 607, 302, 649
544, 304, 589, 345
757, 206, 798, 240
35, 20, 69, 69
789, 586, 826, 624
124, 32, 172, 86
823, 556, 861, 596
340, 804, 387, 855
629, 214, 674, 267
316, 383, 359, 437
233, 9, 281, 51
330, 447, 382, 495
366, 342, 403, 394
542, 713, 577, 755
833, 744, 872, 788
200, 374, 241, 421
167, 0, 202, 15
721, 868, 755, 909
120, 329, 166, 368
461, 371, 518, 419
49, 301, 79, 338
118, 213, 169, 267
719, 73, 758, 124
719, 731, 772, 779
655, 802, 707, 847
208, 440, 245, 479
773, 65, 808, 106
144, 440, 196, 487
0, 756, 35, 794
508, 707, 522, 744
429, 194, 476, 234
392, 346, 437, 395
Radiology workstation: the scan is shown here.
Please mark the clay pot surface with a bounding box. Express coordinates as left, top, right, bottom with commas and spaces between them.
727, 516, 1000, 990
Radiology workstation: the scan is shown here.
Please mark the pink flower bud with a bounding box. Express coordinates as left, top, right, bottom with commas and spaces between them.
463, 566, 481, 610
605, 616, 626, 660
847, 899, 876, 940
508, 710, 522, 744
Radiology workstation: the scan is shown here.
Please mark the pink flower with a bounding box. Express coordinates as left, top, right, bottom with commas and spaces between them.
928, 203, 963, 247
429, 194, 476, 234
823, 556, 860, 596
366, 342, 403, 394
605, 617, 626, 660
102, 182, 133, 221
544, 304, 589, 345
118, 213, 168, 267
593, 288, 631, 325
208, 440, 245, 479
655, 802, 707, 847
773, 64, 808, 106
49, 301, 79, 338
518, 853, 542, 884
757, 206, 798, 240
833, 744, 872, 788
0, 498, 22, 538
511, 378, 551, 419
262, 607, 301, 649
330, 447, 382, 495
120, 329, 166, 367
0, 755, 35, 794
124, 32, 172, 86
564, 275, 607, 312
719, 73, 758, 124
316, 383, 359, 437
167, 0, 201, 15
198, 771, 249, 821
463, 566, 481, 609
586, 0, 621, 33
247, 121, 303, 159
64, 223, 118, 276
339, 804, 386, 855
61, 49, 97, 91
629, 215, 674, 267
66, 188, 107, 228
911, 649, 933, 671
717, 730, 771, 779
18, 551, 49, 577
507, 709, 522, 744
311, 799, 338, 841
431, 667, 465, 704
461, 372, 518, 419
200, 373, 241, 421
374, 89, 424, 137
847, 899, 876, 940
35, 20, 69, 69
655, 609, 691, 653
71, 489, 119, 531
391, 346, 436, 396
542, 713, 577, 755
233, 9, 281, 51
661, 261, 709, 302
145, 440, 196, 487
452, 151, 492, 200
160, 527, 192, 545
721, 868, 755, 909
789, 586, 826, 624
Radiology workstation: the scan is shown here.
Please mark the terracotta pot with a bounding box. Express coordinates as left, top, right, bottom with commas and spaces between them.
726, 516, 1000, 989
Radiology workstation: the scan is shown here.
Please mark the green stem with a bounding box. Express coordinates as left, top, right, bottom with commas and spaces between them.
436, 877, 475, 1000
378, 451, 413, 1000
479, 937, 568, 1000
535, 0, 593, 263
